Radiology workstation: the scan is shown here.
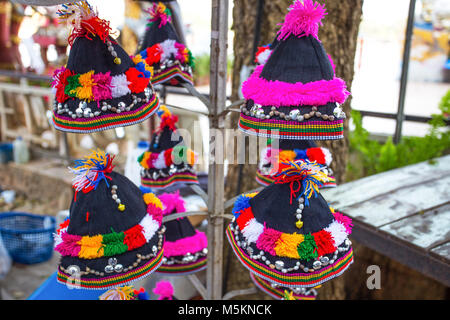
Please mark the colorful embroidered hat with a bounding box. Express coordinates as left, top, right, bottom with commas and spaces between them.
51, 2, 159, 133
138, 105, 199, 189
156, 192, 208, 275
249, 272, 319, 300
99, 285, 150, 300
256, 139, 336, 187
239, 0, 349, 140
226, 160, 354, 288
54, 150, 165, 290
136, 2, 194, 86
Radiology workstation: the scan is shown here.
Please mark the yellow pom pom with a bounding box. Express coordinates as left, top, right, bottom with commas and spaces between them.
143, 193, 162, 209
114, 57, 122, 65
118, 204, 125, 211
295, 220, 304, 229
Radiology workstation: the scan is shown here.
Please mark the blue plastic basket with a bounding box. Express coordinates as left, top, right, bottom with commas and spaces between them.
0, 212, 56, 264
0, 143, 13, 164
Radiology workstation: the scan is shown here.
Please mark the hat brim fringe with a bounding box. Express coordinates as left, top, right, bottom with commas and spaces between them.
226, 226, 353, 288
52, 94, 159, 133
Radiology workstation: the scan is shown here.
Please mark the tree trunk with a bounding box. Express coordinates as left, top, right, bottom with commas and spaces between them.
223, 0, 363, 300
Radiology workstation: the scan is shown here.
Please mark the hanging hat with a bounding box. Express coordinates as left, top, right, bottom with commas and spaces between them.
249, 272, 319, 300
256, 139, 336, 187
138, 105, 199, 189
54, 150, 165, 289
99, 285, 150, 300
254, 36, 279, 65
51, 2, 159, 133
239, 0, 349, 140
136, 2, 194, 86
226, 160, 354, 288
152, 280, 177, 300
156, 191, 207, 275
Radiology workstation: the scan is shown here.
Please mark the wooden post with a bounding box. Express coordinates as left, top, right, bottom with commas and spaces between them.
206, 0, 229, 300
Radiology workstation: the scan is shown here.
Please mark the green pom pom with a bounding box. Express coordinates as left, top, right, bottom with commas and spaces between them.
188, 50, 195, 69
137, 152, 144, 164
102, 230, 127, 256
65, 74, 80, 98
297, 233, 318, 261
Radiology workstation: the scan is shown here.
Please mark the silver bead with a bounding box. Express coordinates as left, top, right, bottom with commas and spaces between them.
320, 256, 329, 265
275, 261, 284, 270
313, 261, 322, 270
296, 209, 302, 214
289, 109, 300, 120
75, 108, 83, 117
112, 194, 118, 200
281, 269, 287, 273
296, 214, 302, 220
105, 265, 114, 273
114, 264, 123, 272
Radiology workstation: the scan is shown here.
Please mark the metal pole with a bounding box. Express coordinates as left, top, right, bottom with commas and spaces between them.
393, 0, 416, 144
206, 0, 228, 300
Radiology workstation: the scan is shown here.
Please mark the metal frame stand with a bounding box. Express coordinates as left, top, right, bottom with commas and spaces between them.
159, 0, 256, 300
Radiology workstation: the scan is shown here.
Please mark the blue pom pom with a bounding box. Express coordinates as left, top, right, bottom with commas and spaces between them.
232, 195, 252, 218
294, 149, 307, 160
137, 292, 150, 300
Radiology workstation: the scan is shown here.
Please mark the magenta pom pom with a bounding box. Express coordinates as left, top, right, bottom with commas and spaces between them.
159, 191, 186, 216
277, 0, 327, 41
333, 211, 353, 234
153, 280, 174, 300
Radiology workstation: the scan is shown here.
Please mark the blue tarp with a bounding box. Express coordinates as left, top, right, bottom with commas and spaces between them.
27, 272, 107, 300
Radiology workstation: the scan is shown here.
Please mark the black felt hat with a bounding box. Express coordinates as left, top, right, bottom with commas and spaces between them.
51, 1, 159, 133
156, 191, 207, 275
54, 150, 165, 290
227, 160, 354, 288
136, 1, 194, 86
256, 139, 336, 187
138, 105, 199, 189
239, 0, 349, 140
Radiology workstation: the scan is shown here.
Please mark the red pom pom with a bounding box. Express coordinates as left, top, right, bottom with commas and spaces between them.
126, 68, 150, 93
53, 68, 74, 103
306, 148, 326, 165
124, 224, 146, 251
236, 207, 254, 231
145, 44, 162, 65
312, 230, 335, 256
164, 149, 173, 167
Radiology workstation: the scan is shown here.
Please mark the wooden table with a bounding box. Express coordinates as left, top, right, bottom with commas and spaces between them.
321, 155, 450, 287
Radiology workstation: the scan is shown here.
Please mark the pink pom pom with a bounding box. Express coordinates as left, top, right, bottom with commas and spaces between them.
153, 281, 174, 300
333, 211, 353, 234
277, 0, 327, 41
159, 191, 186, 216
